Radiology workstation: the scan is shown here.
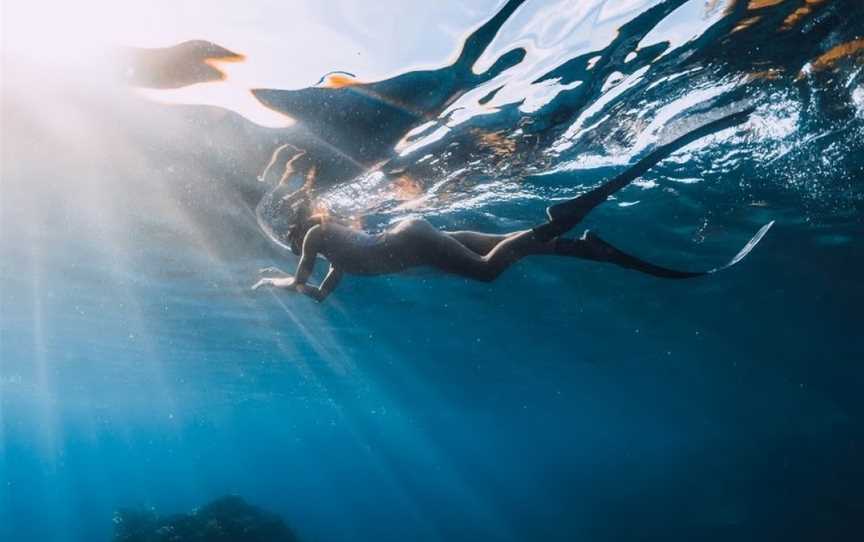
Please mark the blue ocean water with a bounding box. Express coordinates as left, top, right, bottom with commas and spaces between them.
2, 1, 864, 540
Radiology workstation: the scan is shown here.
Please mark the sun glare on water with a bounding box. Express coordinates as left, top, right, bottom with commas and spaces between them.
2, 0, 364, 128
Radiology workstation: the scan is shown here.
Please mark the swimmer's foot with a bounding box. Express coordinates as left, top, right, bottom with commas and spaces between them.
554, 230, 705, 279
531, 203, 592, 242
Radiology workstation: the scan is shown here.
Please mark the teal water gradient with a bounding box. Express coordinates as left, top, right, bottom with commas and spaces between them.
2, 0, 864, 540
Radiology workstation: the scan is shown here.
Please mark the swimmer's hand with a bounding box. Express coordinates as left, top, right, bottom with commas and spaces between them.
258, 266, 290, 276
251, 276, 323, 302
253, 266, 297, 290
251, 276, 298, 291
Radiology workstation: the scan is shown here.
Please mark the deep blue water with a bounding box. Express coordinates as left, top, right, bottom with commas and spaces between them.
2, 1, 864, 540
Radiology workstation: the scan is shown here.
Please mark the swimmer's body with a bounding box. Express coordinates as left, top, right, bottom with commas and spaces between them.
253, 217, 705, 302
253, 109, 773, 302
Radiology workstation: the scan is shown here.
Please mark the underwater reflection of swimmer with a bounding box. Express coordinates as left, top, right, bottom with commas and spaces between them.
120, 40, 244, 89
253, 110, 774, 302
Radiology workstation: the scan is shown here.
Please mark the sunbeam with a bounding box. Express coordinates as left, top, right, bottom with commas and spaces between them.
3, 1, 864, 541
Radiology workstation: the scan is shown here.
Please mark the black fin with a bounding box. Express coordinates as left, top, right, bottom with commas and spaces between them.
555, 222, 773, 279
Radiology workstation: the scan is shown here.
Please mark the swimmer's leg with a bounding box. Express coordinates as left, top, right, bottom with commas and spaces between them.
533, 107, 755, 241
472, 229, 556, 281
555, 231, 704, 279
444, 231, 510, 255
413, 224, 553, 282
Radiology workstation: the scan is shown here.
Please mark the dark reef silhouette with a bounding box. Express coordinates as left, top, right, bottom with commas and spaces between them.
113, 495, 298, 542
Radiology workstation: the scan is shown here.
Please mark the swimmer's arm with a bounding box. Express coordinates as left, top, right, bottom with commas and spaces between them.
253, 225, 339, 301
292, 225, 342, 302
296, 265, 343, 302
291, 225, 321, 287
251, 226, 321, 293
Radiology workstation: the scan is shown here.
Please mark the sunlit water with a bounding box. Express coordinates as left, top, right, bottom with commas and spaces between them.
2, 1, 864, 540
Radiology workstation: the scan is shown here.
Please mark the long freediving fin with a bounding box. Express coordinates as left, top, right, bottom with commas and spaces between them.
558, 221, 774, 279
705, 220, 774, 274
556, 231, 705, 279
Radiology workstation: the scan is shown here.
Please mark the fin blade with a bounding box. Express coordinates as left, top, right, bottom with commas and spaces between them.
710, 221, 775, 273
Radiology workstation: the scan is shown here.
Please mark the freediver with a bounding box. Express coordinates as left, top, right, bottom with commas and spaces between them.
252, 109, 773, 302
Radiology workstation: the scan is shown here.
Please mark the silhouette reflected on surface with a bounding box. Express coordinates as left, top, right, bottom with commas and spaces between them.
121, 40, 245, 89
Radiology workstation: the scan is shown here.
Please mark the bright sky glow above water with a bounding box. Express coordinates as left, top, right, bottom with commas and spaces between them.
3, 0, 505, 125
3, 0, 713, 127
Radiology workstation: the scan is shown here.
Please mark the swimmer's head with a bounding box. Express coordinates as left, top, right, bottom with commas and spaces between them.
285, 195, 330, 255
286, 197, 310, 254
